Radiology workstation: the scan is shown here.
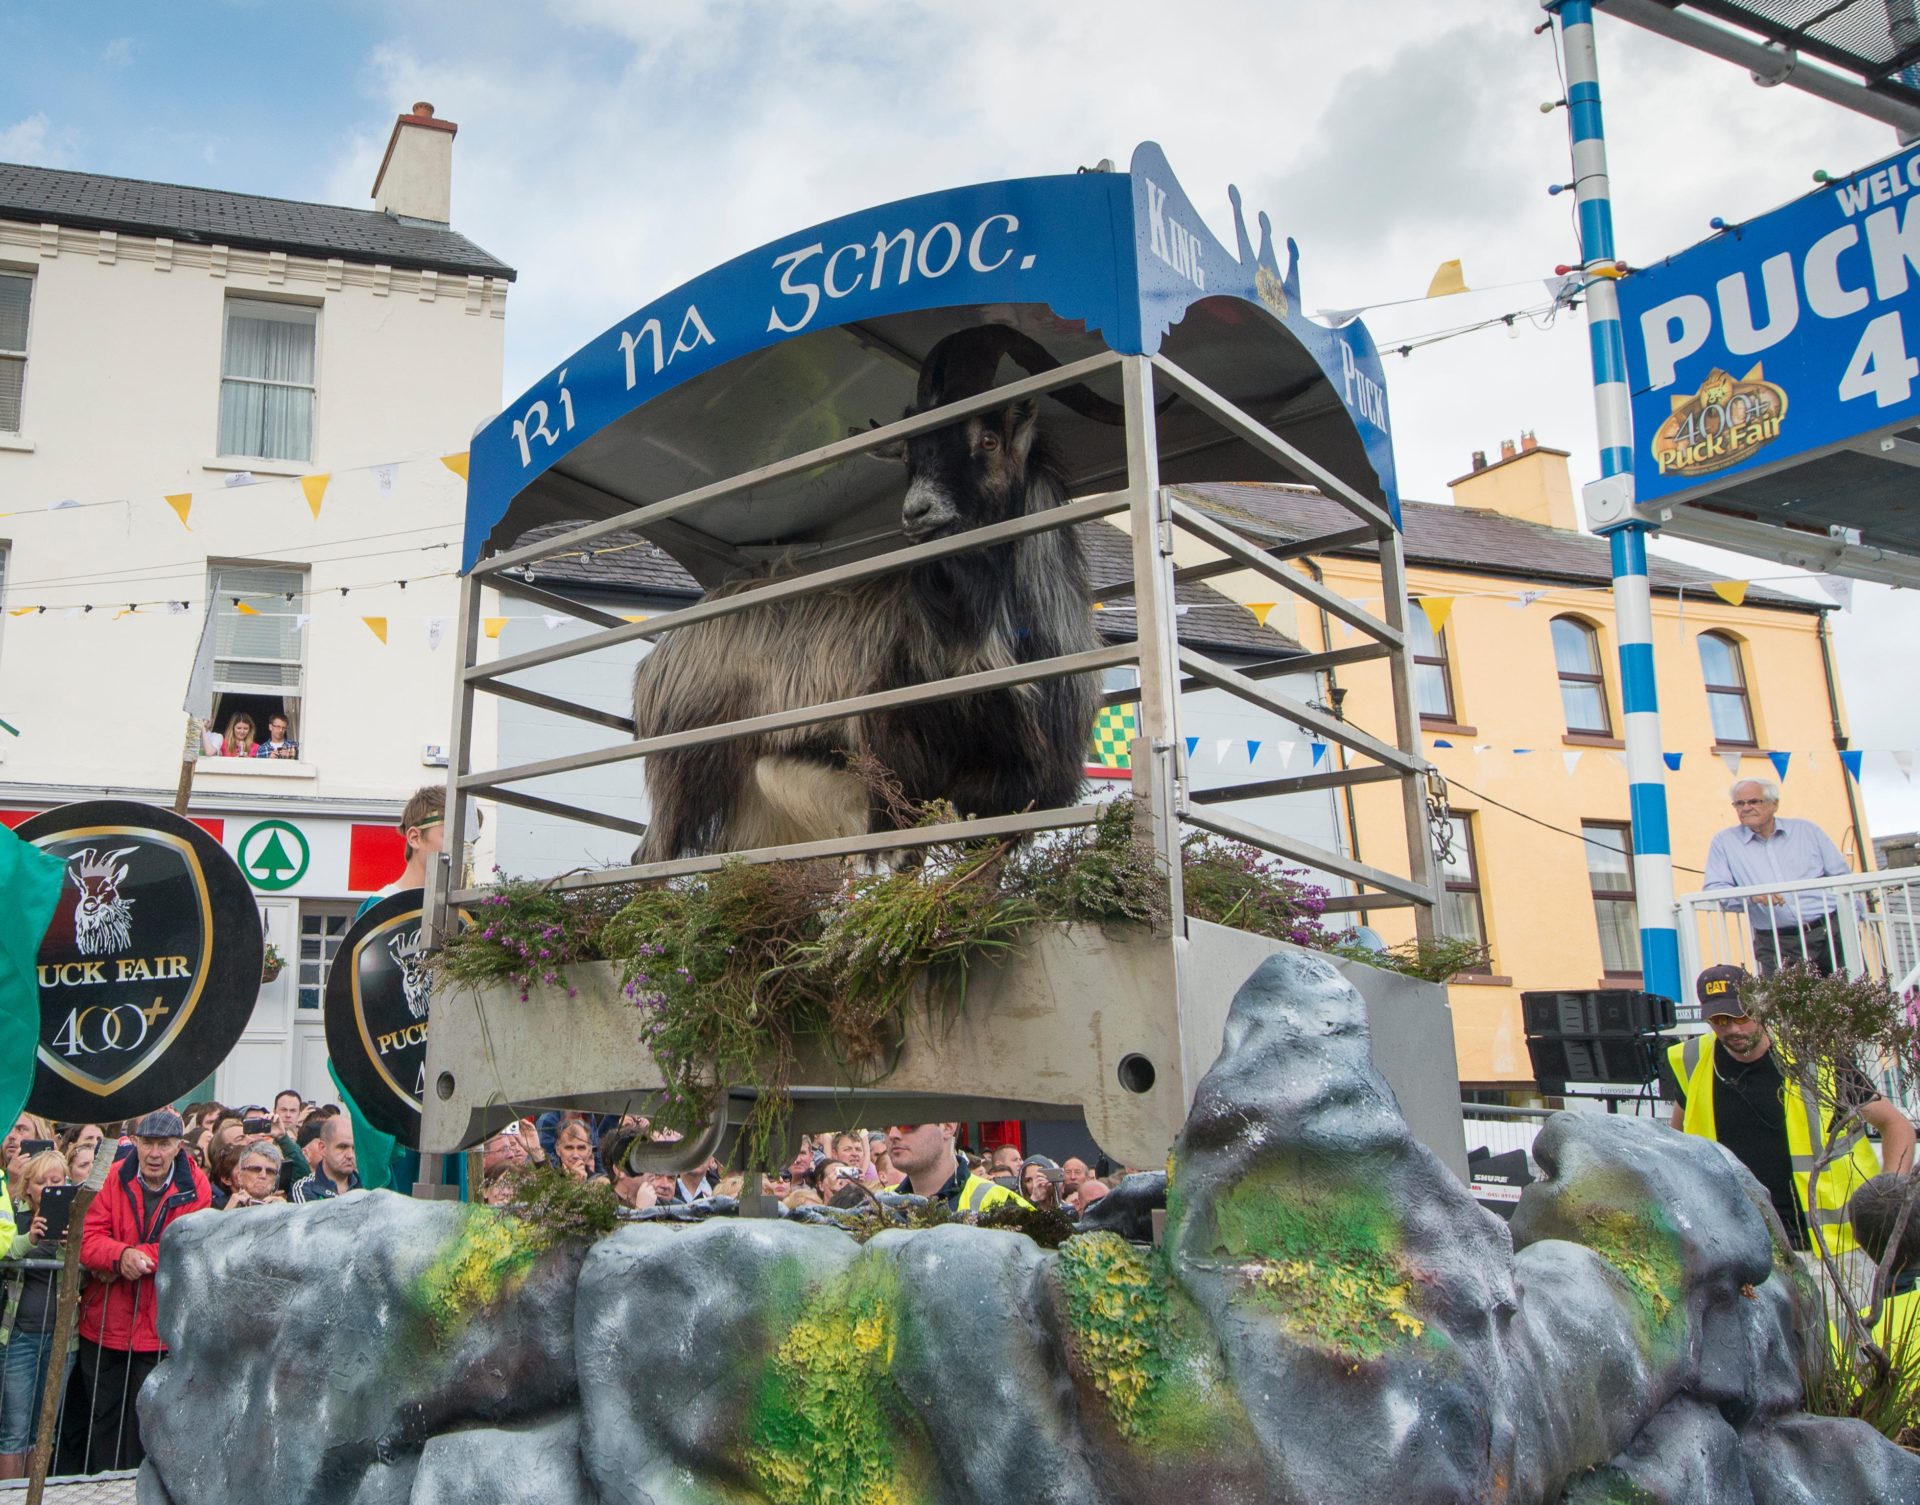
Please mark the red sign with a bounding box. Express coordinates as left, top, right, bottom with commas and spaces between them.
2, 809, 223, 840
348, 824, 406, 893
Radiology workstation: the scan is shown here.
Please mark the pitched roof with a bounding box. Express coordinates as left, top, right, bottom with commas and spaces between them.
0, 162, 515, 281
1174, 483, 1817, 611
514, 520, 1304, 658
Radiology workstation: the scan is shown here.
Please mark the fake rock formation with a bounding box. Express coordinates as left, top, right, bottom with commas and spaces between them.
137, 951, 1920, 1504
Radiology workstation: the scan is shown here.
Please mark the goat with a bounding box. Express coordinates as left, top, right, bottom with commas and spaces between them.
630, 324, 1109, 861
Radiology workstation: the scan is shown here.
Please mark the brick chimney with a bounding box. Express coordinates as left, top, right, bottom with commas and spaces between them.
372, 102, 457, 224
1448, 432, 1579, 532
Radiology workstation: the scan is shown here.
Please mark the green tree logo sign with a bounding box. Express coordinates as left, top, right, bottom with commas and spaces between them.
238, 819, 310, 892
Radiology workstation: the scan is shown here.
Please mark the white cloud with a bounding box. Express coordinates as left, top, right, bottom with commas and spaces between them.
0, 113, 80, 168
101, 37, 136, 70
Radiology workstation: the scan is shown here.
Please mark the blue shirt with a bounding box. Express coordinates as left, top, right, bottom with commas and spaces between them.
1702, 817, 1850, 928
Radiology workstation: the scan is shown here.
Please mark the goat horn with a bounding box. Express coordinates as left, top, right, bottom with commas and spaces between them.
916, 325, 1128, 426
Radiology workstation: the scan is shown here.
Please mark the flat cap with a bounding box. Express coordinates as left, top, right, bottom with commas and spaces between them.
132, 1109, 185, 1139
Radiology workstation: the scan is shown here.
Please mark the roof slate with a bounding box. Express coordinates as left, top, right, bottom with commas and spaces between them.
0, 162, 516, 281
513, 519, 1305, 659
1174, 483, 1817, 611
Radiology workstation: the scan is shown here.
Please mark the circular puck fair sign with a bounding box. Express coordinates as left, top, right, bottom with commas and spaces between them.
17, 801, 262, 1122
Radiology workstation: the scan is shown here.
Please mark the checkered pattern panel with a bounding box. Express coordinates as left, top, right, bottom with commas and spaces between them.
1089, 702, 1137, 770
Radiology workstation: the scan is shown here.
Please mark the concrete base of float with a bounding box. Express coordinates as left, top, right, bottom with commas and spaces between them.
420, 918, 1468, 1178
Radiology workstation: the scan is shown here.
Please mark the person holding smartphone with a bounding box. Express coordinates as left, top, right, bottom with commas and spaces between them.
0, 1151, 73, 1478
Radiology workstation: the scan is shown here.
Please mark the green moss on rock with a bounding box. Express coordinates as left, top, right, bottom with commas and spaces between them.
413, 1206, 543, 1337
749, 1252, 925, 1505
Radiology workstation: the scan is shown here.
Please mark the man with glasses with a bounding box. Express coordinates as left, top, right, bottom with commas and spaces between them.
1703, 777, 1851, 975
885, 1123, 1030, 1215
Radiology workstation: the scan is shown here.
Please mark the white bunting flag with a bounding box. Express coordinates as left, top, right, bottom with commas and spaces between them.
1274, 740, 1297, 771
222, 471, 256, 488
1473, 743, 1491, 757
1563, 750, 1582, 776
294, 614, 312, 632
425, 617, 450, 652
1214, 740, 1232, 769
1609, 751, 1629, 773
374, 464, 397, 497
1720, 753, 1744, 777
1814, 574, 1854, 611
1512, 589, 1546, 609
542, 614, 568, 631
166, 601, 188, 616
1894, 750, 1915, 782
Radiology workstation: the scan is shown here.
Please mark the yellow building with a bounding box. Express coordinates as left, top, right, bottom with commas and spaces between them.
1180, 440, 1867, 1089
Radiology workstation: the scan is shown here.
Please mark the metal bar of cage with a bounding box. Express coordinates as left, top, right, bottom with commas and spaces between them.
487, 572, 630, 630
1089, 520, 1381, 600
1182, 802, 1431, 905
1175, 646, 1419, 773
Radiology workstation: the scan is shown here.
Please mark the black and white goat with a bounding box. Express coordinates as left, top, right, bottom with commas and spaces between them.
630, 325, 1107, 861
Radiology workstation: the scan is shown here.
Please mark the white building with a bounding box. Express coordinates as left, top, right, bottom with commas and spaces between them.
0, 103, 512, 1107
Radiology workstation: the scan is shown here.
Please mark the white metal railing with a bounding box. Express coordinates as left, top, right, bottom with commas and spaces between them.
1676, 868, 1920, 1005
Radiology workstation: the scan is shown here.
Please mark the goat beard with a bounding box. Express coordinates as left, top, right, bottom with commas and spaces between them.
76, 901, 134, 956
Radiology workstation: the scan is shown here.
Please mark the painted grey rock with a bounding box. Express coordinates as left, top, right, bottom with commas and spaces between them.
136, 947, 1920, 1505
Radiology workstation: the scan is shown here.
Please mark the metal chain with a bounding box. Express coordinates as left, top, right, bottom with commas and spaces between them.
1424, 766, 1457, 870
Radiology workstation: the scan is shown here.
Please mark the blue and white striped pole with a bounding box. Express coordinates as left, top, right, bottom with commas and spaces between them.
1555, 0, 1683, 1005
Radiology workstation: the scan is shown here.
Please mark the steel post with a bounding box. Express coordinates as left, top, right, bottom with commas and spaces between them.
1558, 0, 1682, 1003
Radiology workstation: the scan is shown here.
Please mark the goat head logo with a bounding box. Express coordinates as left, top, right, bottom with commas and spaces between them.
387, 927, 432, 1020
67, 847, 139, 957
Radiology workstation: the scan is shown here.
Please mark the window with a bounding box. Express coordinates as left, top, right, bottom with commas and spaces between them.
209, 563, 305, 745
1697, 631, 1756, 746
1551, 616, 1612, 735
1582, 821, 1642, 977
297, 903, 356, 1011
1438, 815, 1490, 972
218, 298, 317, 461
1408, 602, 1457, 723
0, 272, 30, 434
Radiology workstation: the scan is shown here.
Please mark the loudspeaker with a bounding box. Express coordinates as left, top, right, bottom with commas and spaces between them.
1521, 989, 1675, 1038
1527, 1033, 1679, 1091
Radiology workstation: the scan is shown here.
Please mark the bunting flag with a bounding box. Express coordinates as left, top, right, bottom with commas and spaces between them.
232, 601, 259, 617
1425, 259, 1469, 298
1663, 752, 1683, 771
483, 617, 509, 640
1609, 752, 1629, 772
1768, 750, 1792, 781
622, 615, 648, 624
1513, 747, 1534, 756
1311, 742, 1328, 767
222, 471, 255, 488
1246, 603, 1277, 627
1417, 597, 1455, 635
374, 464, 397, 496
1510, 590, 1546, 609
1563, 750, 1582, 776
440, 452, 470, 481
164, 493, 192, 530
1089, 703, 1137, 770
1710, 581, 1750, 607
1214, 740, 1232, 767
425, 618, 449, 651
1720, 753, 1744, 777
1814, 574, 1854, 611
1432, 739, 1454, 748
541, 614, 568, 631
1274, 740, 1297, 770
294, 614, 312, 632
1184, 736, 1199, 759
1474, 743, 1492, 756
1246, 739, 1262, 764
299, 473, 330, 520
361, 616, 388, 644
1841, 750, 1864, 783
1895, 751, 1915, 782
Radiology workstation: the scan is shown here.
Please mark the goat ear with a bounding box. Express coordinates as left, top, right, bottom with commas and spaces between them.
1008, 399, 1040, 466
852, 420, 907, 465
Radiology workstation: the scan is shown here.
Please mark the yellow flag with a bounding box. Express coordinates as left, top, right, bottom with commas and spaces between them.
1418, 596, 1455, 635
165, 493, 192, 530
300, 473, 330, 520
1425, 260, 1468, 298
441, 452, 470, 481
8, 608, 32, 617
621, 614, 648, 624
483, 616, 508, 639
362, 616, 388, 644
1710, 581, 1749, 607
1246, 603, 1276, 627
233, 601, 260, 616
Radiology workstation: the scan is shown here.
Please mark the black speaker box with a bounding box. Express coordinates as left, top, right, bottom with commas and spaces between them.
1521, 989, 1675, 1038
1527, 1033, 1679, 1091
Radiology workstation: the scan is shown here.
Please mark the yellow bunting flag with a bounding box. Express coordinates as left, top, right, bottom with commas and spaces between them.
300, 473, 330, 520
8, 608, 32, 617
621, 615, 648, 624
441, 452, 470, 481
164, 493, 192, 530
1418, 596, 1455, 635
483, 616, 508, 639
1710, 581, 1749, 607
362, 616, 388, 644
1425, 259, 1468, 298
1246, 603, 1276, 627
233, 601, 260, 616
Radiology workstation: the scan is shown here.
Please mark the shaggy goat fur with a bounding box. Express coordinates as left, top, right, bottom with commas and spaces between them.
631, 330, 1102, 861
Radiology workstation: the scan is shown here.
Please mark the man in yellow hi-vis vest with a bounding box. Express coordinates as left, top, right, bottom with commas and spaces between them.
885, 1122, 1031, 1215
1668, 965, 1913, 1255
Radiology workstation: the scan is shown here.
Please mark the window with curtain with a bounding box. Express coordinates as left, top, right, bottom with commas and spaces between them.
1697, 631, 1756, 746
1551, 616, 1612, 735
218, 298, 317, 461
1408, 602, 1457, 723
0, 272, 30, 434
1582, 821, 1642, 977
209, 563, 306, 742
1439, 815, 1491, 972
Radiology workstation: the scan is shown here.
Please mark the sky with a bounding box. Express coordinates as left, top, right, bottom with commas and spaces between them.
3, 0, 1916, 841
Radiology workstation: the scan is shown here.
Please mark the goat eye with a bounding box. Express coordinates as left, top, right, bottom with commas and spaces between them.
978, 433, 1000, 452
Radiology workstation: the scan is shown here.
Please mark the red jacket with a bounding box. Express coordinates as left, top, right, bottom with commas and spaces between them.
79, 1146, 211, 1353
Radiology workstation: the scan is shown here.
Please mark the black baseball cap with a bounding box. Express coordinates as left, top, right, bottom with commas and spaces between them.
1696, 964, 1751, 1018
